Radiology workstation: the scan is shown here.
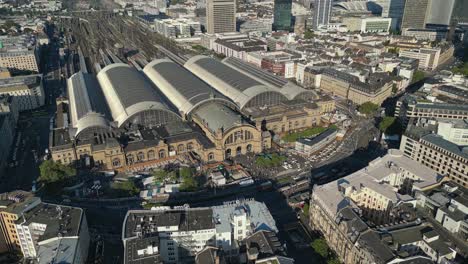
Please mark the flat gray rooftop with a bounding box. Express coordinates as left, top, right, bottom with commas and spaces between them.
17, 203, 82, 242
416, 102, 468, 112
124, 208, 215, 239
212, 200, 278, 234
37, 237, 79, 264
0, 74, 42, 91
124, 236, 161, 264
422, 134, 468, 160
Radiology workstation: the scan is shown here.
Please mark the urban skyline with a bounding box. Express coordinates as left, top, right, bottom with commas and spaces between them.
0, 0, 467, 263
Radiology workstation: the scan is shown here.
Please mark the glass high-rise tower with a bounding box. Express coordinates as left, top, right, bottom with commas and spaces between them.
273, 0, 292, 31
427, 0, 455, 26
401, 0, 430, 29
312, 0, 332, 30
372, 0, 407, 31
452, 0, 468, 24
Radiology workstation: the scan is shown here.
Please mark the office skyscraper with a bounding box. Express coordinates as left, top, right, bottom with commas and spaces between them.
427, 0, 455, 26
372, 0, 407, 30
312, 0, 332, 30
273, 0, 292, 31
401, 0, 430, 29
206, 0, 236, 34
452, 0, 468, 24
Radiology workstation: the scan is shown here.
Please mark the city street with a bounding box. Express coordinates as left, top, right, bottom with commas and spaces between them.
1, 25, 63, 192
0, 2, 465, 264
188, 190, 320, 263
63, 181, 319, 263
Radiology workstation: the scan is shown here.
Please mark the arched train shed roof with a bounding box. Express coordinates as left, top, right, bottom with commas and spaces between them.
222, 57, 318, 101
143, 59, 237, 117
184, 55, 288, 109
96, 63, 180, 128
67, 71, 111, 139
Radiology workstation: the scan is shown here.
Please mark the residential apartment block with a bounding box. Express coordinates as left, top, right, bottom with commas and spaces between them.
318, 68, 393, 105
395, 95, 468, 124
212, 36, 267, 61
399, 45, 454, 71
295, 128, 337, 155
400, 121, 468, 187
342, 16, 392, 33
122, 200, 278, 264
0, 192, 89, 263
0, 74, 45, 111
15, 203, 89, 264
309, 150, 456, 264
433, 85, 468, 103
154, 18, 201, 39
415, 182, 468, 240
27, 0, 63, 11
193, 230, 292, 264
0, 35, 39, 72
245, 50, 302, 79
0, 191, 41, 253
238, 19, 273, 35
402, 28, 450, 42
437, 119, 468, 146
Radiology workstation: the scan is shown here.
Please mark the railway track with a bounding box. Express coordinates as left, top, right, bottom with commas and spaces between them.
56, 13, 192, 73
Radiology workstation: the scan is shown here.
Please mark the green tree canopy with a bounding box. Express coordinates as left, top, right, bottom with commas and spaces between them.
192, 45, 207, 52
170, 0, 186, 4
302, 203, 310, 218
282, 126, 335, 142
304, 30, 315, 39
311, 238, 329, 258
153, 169, 178, 184
387, 47, 399, 54
111, 181, 139, 196
179, 167, 193, 178
392, 83, 398, 94
3, 20, 18, 29
412, 70, 426, 83
379, 116, 402, 135
452, 62, 468, 77
179, 167, 198, 192
38, 160, 76, 183
463, 46, 468, 63
358, 102, 379, 116
327, 256, 341, 264
153, 167, 197, 191
180, 177, 197, 192
153, 170, 167, 184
